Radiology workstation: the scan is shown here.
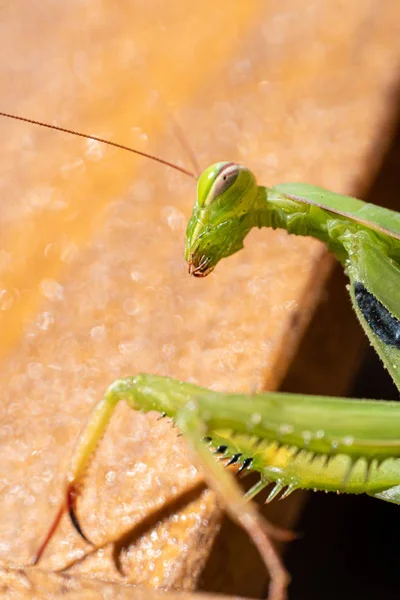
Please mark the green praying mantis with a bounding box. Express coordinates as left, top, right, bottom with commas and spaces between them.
2, 111, 400, 600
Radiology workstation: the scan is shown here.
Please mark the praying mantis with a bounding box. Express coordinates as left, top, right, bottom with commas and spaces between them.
2, 111, 400, 600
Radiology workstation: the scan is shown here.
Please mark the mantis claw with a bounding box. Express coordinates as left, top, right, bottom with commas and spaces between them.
66, 482, 93, 545
32, 481, 92, 565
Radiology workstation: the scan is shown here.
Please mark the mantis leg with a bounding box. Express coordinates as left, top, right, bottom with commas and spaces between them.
176, 399, 291, 600
34, 373, 400, 583
33, 391, 121, 564
34, 377, 292, 597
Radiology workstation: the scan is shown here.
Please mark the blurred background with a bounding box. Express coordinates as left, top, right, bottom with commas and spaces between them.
0, 1, 399, 598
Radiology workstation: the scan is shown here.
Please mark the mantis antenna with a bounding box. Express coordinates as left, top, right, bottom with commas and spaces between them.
0, 111, 197, 180
169, 115, 201, 178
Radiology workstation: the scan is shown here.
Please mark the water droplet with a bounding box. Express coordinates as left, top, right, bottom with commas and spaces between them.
44, 243, 55, 258
258, 80, 272, 92
130, 126, 148, 144
315, 430, 325, 439
247, 277, 263, 295
60, 158, 86, 177
27, 362, 44, 380
162, 344, 176, 360
279, 423, 294, 435
60, 241, 79, 264
85, 138, 104, 161
36, 311, 54, 330
91, 325, 107, 342
123, 298, 140, 316
130, 271, 143, 283
250, 412, 262, 426
106, 470, 116, 484
342, 436, 354, 446
118, 342, 135, 356
161, 206, 185, 231
27, 186, 57, 208
231, 342, 244, 353
40, 279, 64, 301
0, 289, 14, 311
150, 530, 159, 542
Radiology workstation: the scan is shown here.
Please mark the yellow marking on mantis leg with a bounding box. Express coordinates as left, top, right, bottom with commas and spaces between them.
262, 444, 294, 468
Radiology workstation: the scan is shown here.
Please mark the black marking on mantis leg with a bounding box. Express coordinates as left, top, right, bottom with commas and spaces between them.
214, 445, 228, 454
354, 282, 400, 348
341, 458, 357, 490
364, 459, 374, 485
321, 453, 333, 468
250, 437, 264, 450
307, 452, 316, 464
237, 457, 253, 474
291, 447, 305, 461
226, 453, 242, 466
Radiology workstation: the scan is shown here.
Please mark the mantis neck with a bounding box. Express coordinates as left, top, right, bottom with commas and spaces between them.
251, 185, 353, 264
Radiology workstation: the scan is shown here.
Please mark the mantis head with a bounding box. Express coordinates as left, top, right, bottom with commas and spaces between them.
0, 113, 260, 279
185, 162, 258, 276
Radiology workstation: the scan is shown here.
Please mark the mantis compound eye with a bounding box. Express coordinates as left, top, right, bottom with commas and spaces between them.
203, 163, 240, 206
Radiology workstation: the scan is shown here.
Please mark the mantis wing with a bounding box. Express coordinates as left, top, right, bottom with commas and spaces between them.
345, 230, 400, 392
273, 182, 400, 392
274, 182, 400, 240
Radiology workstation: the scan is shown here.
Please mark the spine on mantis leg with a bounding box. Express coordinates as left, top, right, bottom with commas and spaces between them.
106, 374, 400, 502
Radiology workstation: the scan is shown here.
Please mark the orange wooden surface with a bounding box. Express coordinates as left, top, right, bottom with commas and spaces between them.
0, 563, 235, 600
0, 1, 399, 597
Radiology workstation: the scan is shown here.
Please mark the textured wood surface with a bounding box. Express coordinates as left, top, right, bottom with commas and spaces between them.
0, 563, 237, 600
0, 1, 399, 598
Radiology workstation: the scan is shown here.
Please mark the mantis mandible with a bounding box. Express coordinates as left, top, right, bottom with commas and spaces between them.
2, 111, 400, 600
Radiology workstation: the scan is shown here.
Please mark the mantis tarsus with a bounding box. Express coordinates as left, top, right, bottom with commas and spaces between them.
2, 111, 400, 600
